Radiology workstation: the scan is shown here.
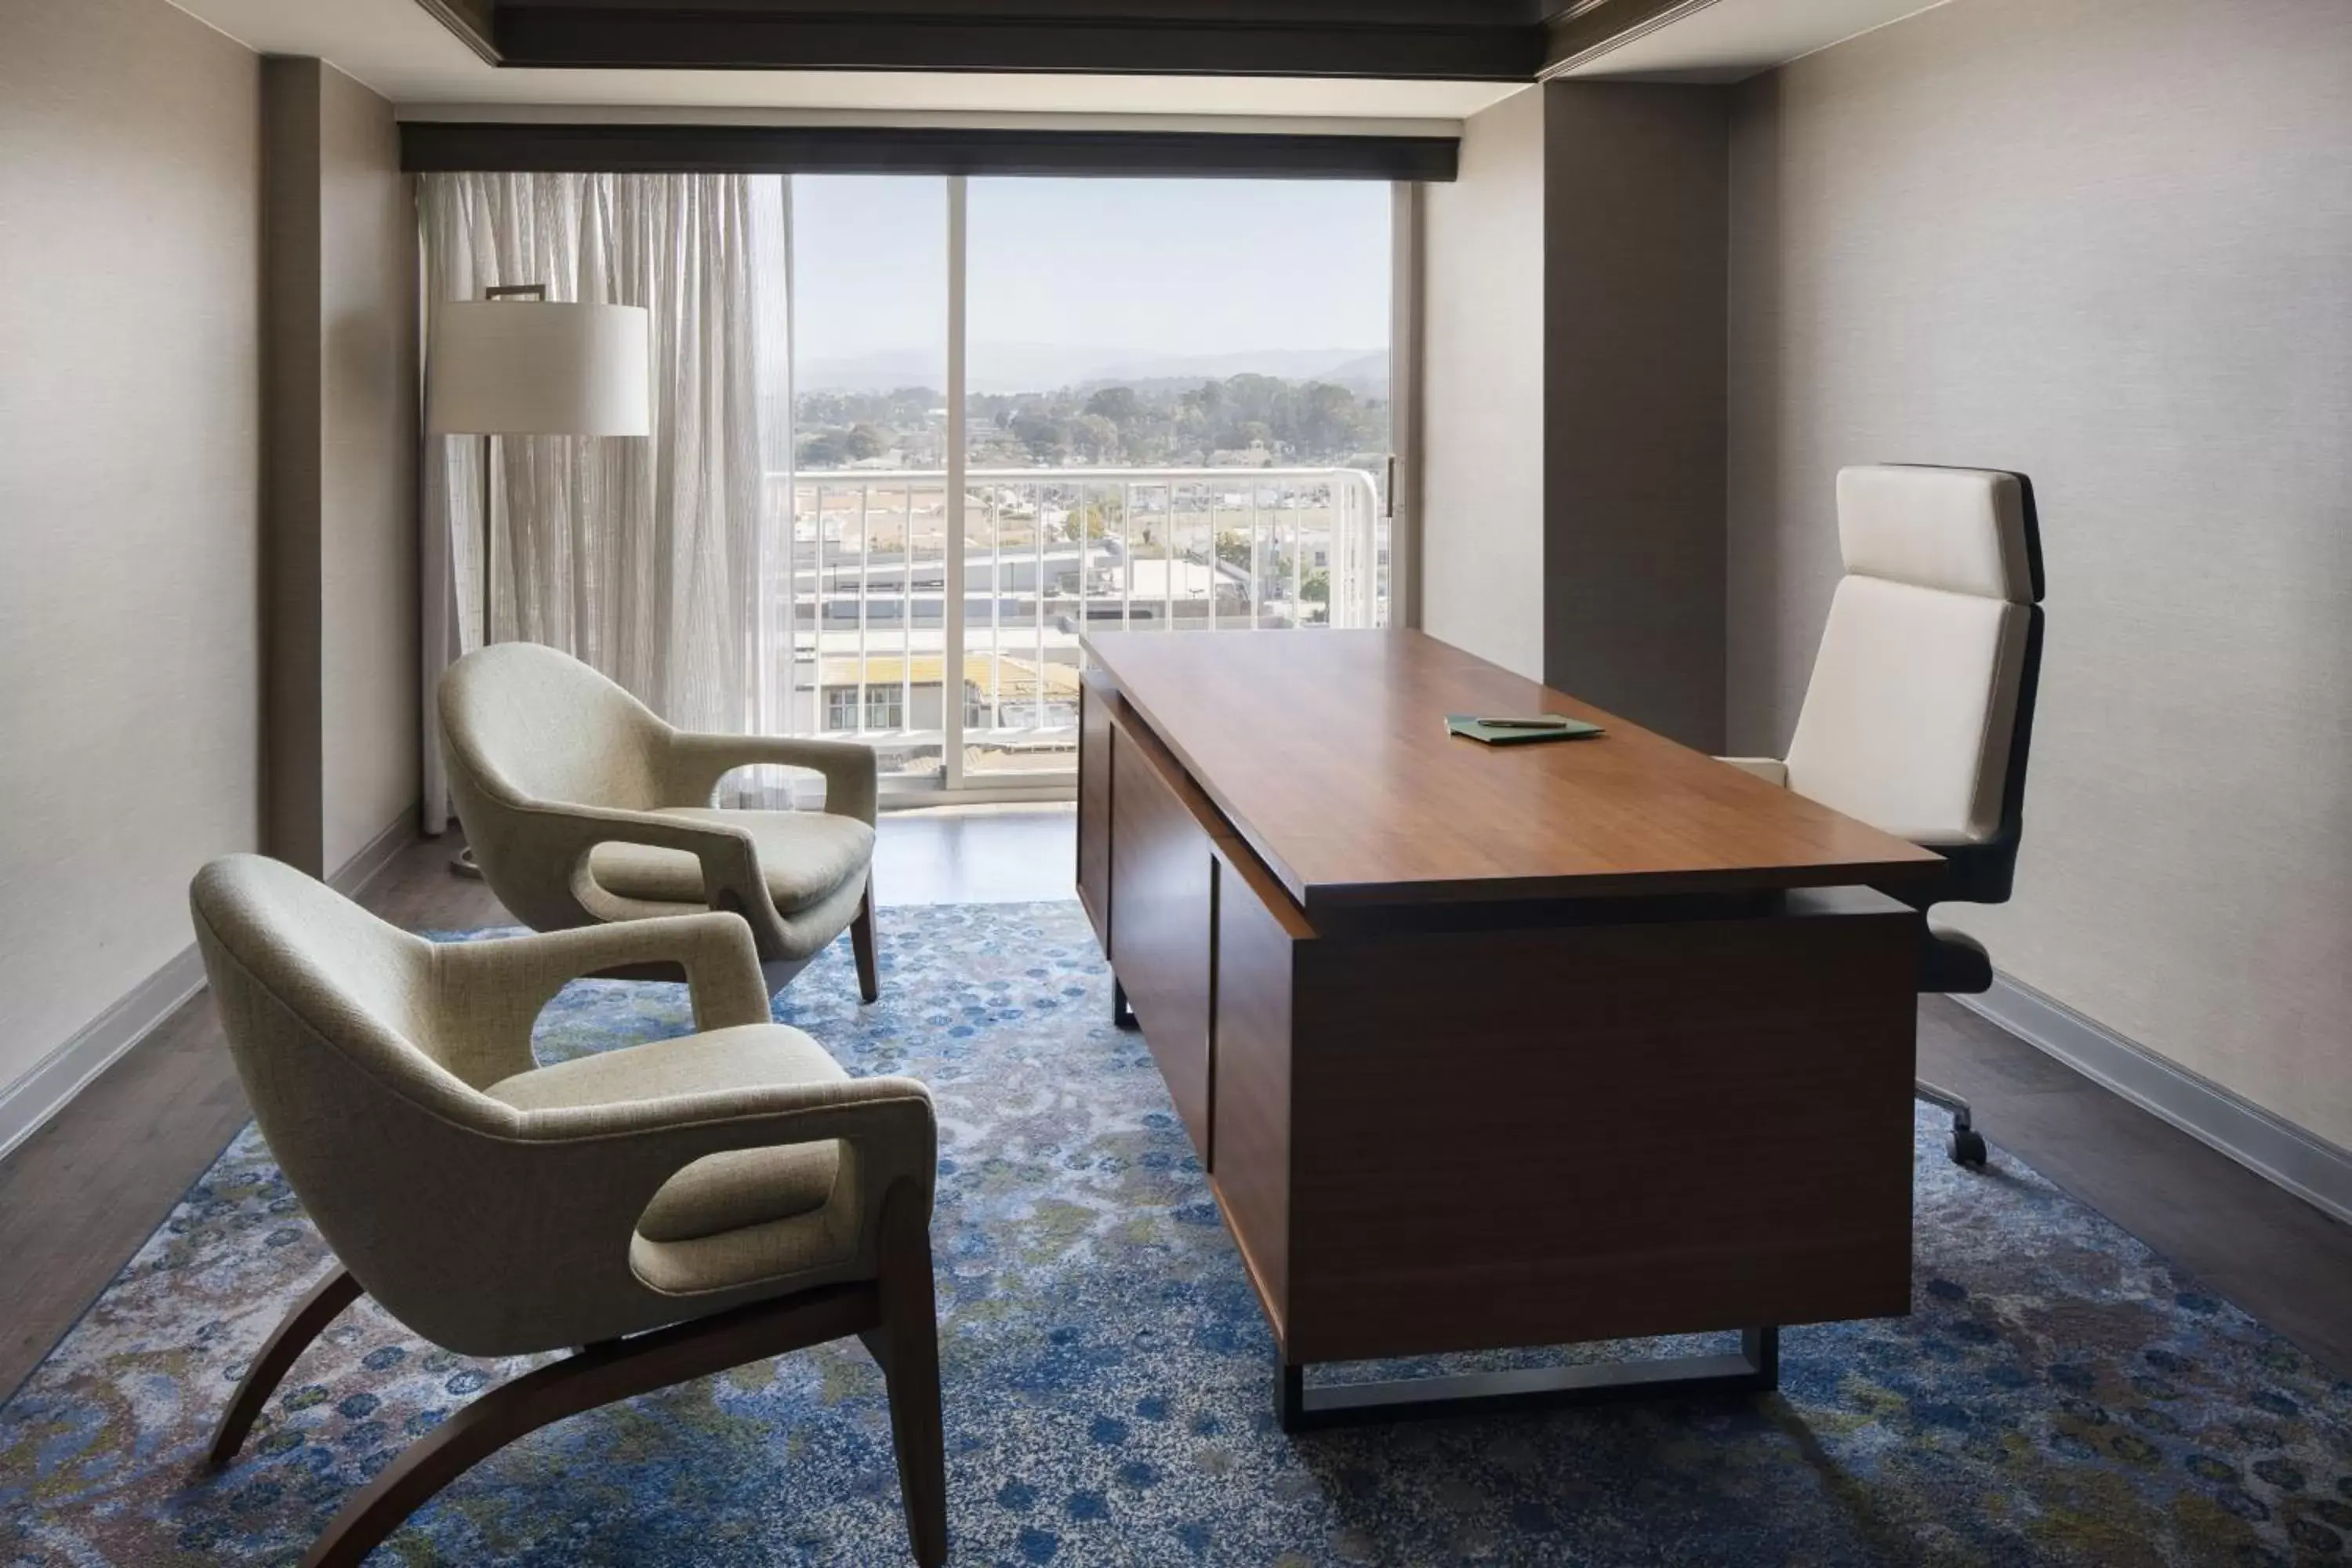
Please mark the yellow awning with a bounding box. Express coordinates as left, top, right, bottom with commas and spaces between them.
819, 652, 1080, 702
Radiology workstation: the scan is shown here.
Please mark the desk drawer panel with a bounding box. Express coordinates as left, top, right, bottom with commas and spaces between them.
1210, 853, 1298, 1345
1076, 676, 1114, 949
1109, 725, 1214, 1162
1282, 893, 1919, 1364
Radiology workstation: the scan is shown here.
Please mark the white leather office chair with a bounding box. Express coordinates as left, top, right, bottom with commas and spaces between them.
1722, 465, 2045, 1166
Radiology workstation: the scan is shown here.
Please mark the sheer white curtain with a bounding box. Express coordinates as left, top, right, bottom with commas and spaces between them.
418, 172, 792, 831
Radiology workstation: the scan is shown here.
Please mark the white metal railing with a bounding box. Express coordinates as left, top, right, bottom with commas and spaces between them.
755, 466, 1385, 783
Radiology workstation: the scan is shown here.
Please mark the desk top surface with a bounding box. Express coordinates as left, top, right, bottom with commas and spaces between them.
1083, 629, 1942, 913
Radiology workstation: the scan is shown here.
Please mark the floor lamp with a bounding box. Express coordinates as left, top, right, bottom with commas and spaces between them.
426, 288, 652, 876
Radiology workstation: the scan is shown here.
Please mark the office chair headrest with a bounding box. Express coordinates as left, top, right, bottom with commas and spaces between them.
1836, 465, 2043, 605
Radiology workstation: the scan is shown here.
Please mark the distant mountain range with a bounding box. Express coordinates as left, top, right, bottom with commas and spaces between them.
799, 343, 1389, 398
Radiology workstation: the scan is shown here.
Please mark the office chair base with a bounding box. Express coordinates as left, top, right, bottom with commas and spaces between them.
1276, 1327, 1779, 1433
1917, 1080, 1988, 1167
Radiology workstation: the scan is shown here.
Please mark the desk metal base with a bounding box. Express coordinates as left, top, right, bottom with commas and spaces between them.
1278, 1327, 1779, 1432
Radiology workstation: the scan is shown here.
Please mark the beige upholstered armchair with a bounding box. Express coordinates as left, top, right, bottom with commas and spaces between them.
189, 855, 946, 1567
439, 641, 883, 1000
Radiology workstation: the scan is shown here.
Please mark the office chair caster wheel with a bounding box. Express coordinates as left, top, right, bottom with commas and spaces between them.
1950, 1126, 1988, 1167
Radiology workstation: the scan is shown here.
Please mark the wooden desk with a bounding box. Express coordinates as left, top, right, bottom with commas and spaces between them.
1077, 630, 1940, 1429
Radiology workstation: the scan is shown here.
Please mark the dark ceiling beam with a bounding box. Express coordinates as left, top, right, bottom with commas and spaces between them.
488, 8, 1544, 80
405, 0, 1725, 84
399, 120, 1460, 180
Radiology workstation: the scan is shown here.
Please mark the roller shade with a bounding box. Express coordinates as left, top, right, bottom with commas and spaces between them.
399, 122, 1459, 182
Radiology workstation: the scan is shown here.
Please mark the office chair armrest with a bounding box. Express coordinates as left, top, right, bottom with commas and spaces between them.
427, 913, 775, 1083
1716, 756, 1789, 787
664, 732, 880, 826
1920, 924, 1994, 995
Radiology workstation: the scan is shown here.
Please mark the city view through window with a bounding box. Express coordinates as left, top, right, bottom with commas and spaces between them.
775, 176, 1394, 786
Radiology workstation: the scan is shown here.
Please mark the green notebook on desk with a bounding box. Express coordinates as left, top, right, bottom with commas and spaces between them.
1445, 713, 1604, 746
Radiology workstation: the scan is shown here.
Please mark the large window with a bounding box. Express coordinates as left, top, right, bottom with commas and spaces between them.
786, 177, 950, 780
782, 174, 1396, 793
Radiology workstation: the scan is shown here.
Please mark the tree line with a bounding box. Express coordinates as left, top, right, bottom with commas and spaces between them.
796, 373, 1388, 470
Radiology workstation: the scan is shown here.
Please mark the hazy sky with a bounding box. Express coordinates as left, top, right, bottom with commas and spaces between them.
788, 176, 1392, 370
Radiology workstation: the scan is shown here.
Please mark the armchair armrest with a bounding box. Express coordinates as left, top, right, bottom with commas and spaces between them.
521, 1073, 935, 1169
497, 798, 797, 960
521, 1074, 939, 1260
1717, 756, 1789, 787
429, 1075, 936, 1334
665, 732, 880, 826
428, 913, 773, 1087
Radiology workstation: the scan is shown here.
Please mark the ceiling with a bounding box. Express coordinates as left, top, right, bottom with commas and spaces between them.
1559, 0, 1953, 80
165, 0, 1958, 121
164, 0, 1519, 122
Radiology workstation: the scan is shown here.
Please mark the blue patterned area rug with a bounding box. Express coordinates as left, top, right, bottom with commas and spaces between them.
3, 902, 2349, 1566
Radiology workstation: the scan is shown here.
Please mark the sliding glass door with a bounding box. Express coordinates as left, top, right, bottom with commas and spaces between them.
784, 176, 951, 786
780, 173, 1396, 797
959, 176, 1394, 782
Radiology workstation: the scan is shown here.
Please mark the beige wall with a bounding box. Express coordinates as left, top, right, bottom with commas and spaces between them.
0, 5, 417, 1124
1422, 82, 1729, 745
1544, 84, 1726, 750
262, 57, 324, 873
1726, 0, 2352, 1148
318, 64, 419, 873
1421, 85, 1548, 681
262, 57, 418, 878
0, 0, 263, 1091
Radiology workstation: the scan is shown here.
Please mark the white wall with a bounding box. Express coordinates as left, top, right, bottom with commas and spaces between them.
1727, 0, 2352, 1149
1419, 84, 1546, 680
0, 0, 262, 1094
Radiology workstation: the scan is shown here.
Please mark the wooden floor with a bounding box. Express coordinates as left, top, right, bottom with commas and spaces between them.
1917, 1000, 2352, 1371
4, 801, 2347, 1406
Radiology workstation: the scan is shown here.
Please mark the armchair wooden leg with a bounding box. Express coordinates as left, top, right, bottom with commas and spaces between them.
209, 1266, 361, 1468
851, 881, 880, 1004
296, 1283, 884, 1568
758, 955, 813, 996
863, 1180, 947, 1568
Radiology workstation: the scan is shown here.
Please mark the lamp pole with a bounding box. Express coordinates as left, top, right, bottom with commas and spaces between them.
449, 283, 548, 880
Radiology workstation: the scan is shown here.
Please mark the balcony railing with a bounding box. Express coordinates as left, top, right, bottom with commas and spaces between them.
756, 466, 1385, 782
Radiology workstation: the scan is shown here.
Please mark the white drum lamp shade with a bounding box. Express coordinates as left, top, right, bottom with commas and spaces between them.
426, 301, 652, 436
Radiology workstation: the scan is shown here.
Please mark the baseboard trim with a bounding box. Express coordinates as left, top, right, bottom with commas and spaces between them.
1960, 974, 2352, 1228
328, 804, 422, 899
0, 806, 421, 1165
0, 946, 206, 1164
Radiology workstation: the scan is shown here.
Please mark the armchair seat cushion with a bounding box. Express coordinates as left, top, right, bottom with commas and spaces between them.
488, 1025, 846, 1243
586, 808, 875, 916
